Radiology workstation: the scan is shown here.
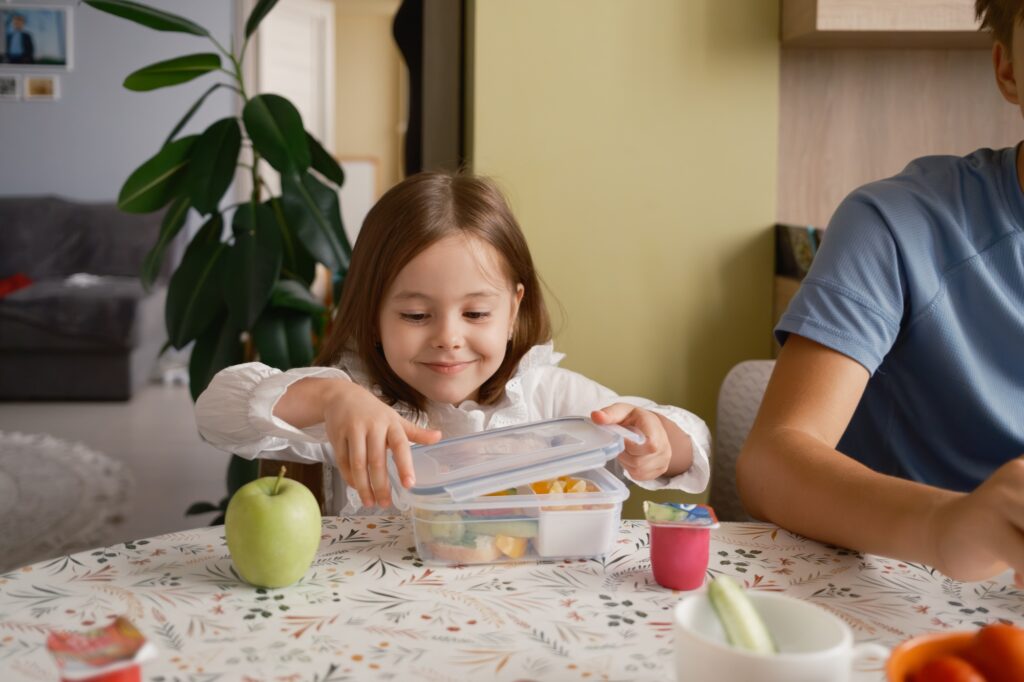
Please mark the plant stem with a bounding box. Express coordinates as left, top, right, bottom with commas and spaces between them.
273, 466, 286, 495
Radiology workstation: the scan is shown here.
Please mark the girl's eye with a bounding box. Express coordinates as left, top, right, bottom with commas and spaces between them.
399, 312, 428, 322
464, 311, 491, 320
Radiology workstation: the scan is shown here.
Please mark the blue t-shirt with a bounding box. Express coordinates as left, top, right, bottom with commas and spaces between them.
776, 147, 1024, 492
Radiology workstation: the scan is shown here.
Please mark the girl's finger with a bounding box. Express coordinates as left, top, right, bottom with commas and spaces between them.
331, 431, 352, 487
591, 403, 635, 425
403, 419, 442, 445
347, 433, 374, 508
388, 424, 416, 488
368, 425, 391, 508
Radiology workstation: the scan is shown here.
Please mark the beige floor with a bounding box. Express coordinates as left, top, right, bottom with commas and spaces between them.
0, 383, 231, 544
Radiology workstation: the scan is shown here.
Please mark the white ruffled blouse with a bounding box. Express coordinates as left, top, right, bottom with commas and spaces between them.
195, 343, 711, 513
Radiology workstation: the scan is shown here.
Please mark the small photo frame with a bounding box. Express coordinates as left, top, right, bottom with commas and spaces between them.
24, 73, 58, 100
1, 5, 73, 70
0, 73, 19, 99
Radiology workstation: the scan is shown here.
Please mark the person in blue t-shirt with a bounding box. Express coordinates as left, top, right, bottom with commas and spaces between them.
4, 14, 34, 65
737, 0, 1024, 586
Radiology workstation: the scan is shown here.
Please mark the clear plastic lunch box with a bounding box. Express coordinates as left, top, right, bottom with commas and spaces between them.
387, 417, 637, 566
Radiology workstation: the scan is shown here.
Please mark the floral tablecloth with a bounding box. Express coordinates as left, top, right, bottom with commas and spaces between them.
1, 518, 1021, 681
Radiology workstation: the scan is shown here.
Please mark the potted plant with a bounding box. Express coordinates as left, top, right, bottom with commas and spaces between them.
83, 0, 350, 521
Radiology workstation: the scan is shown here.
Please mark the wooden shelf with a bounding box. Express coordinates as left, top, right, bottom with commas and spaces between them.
781, 0, 990, 48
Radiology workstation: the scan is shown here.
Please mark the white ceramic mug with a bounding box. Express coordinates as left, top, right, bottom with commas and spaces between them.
674, 591, 888, 682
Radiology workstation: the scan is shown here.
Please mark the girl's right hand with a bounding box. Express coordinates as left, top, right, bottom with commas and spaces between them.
318, 380, 442, 508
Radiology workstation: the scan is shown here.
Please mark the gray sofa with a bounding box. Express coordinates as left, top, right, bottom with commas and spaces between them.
0, 196, 170, 400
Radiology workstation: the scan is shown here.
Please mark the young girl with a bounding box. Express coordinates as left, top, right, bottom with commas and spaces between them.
196, 171, 710, 513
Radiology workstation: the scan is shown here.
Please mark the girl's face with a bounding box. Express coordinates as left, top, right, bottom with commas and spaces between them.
379, 234, 524, 406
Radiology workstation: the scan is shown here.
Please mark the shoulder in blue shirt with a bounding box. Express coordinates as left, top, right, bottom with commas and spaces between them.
775, 147, 1024, 492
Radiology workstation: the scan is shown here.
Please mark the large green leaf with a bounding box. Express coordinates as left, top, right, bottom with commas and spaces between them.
118, 135, 197, 214
227, 455, 260, 497
84, 0, 209, 36
280, 171, 350, 273
187, 117, 241, 215
165, 83, 224, 146
270, 279, 324, 316
166, 218, 227, 349
253, 309, 314, 369
141, 195, 191, 290
242, 94, 310, 174
245, 0, 280, 38
188, 315, 243, 402
266, 198, 316, 285
223, 202, 282, 330
307, 133, 344, 186
123, 53, 220, 92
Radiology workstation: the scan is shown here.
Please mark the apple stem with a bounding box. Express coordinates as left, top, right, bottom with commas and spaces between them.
273, 465, 286, 495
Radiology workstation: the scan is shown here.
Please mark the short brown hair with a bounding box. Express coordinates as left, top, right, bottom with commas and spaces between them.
977, 0, 1024, 46
316, 171, 551, 411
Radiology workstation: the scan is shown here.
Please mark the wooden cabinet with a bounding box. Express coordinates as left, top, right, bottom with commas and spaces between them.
781, 0, 989, 48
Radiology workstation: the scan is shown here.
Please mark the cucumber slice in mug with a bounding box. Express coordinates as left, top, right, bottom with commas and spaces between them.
707, 575, 777, 655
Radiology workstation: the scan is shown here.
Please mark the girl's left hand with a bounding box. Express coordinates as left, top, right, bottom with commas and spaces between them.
591, 404, 671, 481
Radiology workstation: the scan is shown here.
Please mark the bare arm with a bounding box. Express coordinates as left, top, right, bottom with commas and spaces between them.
736, 335, 960, 569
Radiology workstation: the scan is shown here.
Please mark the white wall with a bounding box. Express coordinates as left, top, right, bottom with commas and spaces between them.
0, 0, 235, 201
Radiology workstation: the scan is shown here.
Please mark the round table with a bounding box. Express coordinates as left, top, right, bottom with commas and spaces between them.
0, 518, 1020, 681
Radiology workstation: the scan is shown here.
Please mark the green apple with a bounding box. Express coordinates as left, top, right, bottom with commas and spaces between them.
225, 466, 322, 588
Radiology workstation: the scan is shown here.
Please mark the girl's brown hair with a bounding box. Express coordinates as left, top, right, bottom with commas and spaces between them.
977, 0, 1024, 46
316, 171, 551, 411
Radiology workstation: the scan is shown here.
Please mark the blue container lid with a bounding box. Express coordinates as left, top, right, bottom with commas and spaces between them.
393, 417, 644, 502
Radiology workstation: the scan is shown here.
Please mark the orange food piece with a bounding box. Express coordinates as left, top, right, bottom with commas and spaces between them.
913, 655, 985, 682
530, 477, 593, 495
494, 534, 527, 558
964, 624, 1024, 682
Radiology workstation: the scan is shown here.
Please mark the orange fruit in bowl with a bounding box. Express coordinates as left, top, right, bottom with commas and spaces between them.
886, 631, 974, 681
964, 623, 1024, 682
888, 624, 1024, 682
914, 655, 985, 682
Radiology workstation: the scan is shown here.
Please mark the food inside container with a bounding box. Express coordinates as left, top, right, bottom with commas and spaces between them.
390, 418, 635, 566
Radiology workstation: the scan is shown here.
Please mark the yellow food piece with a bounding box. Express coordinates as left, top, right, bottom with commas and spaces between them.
494, 534, 528, 558
567, 479, 588, 493
530, 477, 594, 495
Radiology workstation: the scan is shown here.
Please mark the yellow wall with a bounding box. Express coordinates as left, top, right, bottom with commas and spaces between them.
333, 0, 403, 191
469, 0, 780, 511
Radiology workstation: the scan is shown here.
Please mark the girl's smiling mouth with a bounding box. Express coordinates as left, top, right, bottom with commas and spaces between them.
421, 361, 476, 374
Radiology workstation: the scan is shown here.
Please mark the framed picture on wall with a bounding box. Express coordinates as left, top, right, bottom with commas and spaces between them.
0, 5, 72, 70
0, 73, 18, 99
24, 73, 58, 100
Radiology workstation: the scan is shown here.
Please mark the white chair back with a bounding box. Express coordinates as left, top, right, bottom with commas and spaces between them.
711, 360, 775, 521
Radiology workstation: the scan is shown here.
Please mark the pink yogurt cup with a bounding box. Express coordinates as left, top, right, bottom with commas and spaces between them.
646, 503, 719, 591
650, 523, 711, 590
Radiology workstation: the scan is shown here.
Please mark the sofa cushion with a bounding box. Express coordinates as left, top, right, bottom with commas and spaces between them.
0, 277, 155, 351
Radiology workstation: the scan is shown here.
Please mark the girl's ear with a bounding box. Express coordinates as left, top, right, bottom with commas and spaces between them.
509, 283, 525, 338
994, 39, 1019, 105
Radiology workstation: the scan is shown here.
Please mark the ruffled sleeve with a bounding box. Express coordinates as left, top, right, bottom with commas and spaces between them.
194, 361, 351, 463
518, 353, 711, 494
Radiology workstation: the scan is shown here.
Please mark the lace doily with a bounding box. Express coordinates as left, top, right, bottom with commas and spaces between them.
0, 431, 133, 572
